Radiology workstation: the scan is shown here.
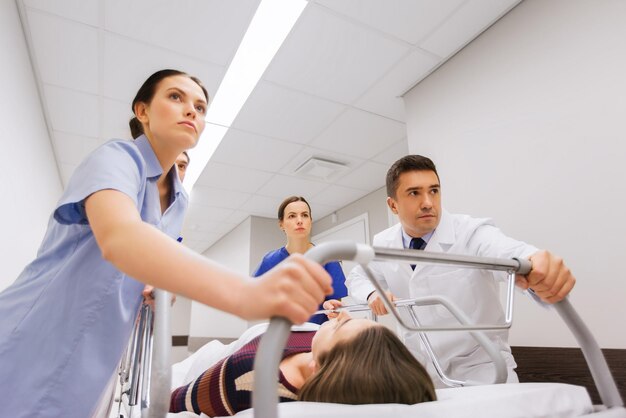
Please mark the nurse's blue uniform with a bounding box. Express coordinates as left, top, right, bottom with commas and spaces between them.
253, 247, 347, 324
0, 135, 187, 417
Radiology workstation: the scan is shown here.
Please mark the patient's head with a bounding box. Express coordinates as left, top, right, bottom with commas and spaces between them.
301, 311, 436, 405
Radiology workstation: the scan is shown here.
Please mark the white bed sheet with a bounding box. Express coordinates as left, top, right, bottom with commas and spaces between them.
168, 324, 594, 418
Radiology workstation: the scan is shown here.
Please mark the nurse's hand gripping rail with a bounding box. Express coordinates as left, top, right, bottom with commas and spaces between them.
252, 240, 624, 418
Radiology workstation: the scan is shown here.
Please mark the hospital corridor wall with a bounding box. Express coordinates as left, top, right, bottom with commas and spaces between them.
402, 0, 625, 402
0, 0, 62, 292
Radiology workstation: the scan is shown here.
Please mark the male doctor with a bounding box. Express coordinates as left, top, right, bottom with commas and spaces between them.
346, 155, 576, 386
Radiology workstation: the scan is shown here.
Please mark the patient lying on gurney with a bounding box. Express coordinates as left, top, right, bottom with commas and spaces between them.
170, 310, 436, 416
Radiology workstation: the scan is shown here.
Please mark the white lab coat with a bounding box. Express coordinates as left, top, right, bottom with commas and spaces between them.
347, 210, 538, 386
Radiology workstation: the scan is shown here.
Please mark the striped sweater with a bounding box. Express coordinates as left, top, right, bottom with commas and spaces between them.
170, 331, 315, 416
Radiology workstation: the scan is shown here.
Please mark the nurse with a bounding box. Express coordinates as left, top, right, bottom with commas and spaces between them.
253, 196, 347, 324
0, 69, 331, 417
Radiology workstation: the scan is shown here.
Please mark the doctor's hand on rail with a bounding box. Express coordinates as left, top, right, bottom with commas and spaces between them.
515, 250, 576, 304
367, 290, 397, 315
239, 253, 333, 324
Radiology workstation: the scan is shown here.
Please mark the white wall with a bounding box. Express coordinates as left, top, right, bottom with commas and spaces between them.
403, 0, 626, 348
189, 218, 252, 342
0, 0, 62, 291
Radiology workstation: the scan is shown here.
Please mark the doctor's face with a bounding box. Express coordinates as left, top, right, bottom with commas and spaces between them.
387, 170, 441, 238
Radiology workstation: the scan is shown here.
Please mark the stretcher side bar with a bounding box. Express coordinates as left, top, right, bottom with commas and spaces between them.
253, 240, 624, 418
146, 289, 172, 418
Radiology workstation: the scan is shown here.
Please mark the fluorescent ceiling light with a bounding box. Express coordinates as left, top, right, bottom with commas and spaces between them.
183, 0, 307, 192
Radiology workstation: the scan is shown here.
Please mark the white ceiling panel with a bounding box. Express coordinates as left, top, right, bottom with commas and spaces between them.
102, 33, 224, 104
183, 239, 215, 253
188, 186, 251, 210
232, 81, 345, 143
101, 98, 133, 141
354, 49, 441, 121
44, 85, 99, 137
371, 138, 409, 166
420, 0, 521, 57
24, 0, 99, 26
211, 129, 303, 172
194, 161, 273, 194
239, 195, 282, 218
263, 5, 409, 104
315, 0, 465, 45
256, 175, 328, 200
308, 108, 406, 159
52, 131, 104, 166
104, 0, 260, 67
26, 10, 98, 94
59, 162, 78, 187
310, 184, 366, 208
184, 205, 234, 226
224, 210, 251, 226
336, 160, 389, 191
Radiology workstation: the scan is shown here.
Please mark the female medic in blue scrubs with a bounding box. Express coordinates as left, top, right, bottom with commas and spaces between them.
253, 196, 347, 324
0, 69, 332, 417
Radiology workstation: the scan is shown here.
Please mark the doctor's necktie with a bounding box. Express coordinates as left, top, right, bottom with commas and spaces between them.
409, 237, 426, 270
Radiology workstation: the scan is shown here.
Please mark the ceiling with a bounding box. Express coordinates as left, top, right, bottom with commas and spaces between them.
17, 0, 521, 253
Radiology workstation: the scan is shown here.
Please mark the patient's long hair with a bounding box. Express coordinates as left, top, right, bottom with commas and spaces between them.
298, 326, 436, 405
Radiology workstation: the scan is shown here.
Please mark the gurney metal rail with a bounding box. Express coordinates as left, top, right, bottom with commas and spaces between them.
253, 241, 625, 418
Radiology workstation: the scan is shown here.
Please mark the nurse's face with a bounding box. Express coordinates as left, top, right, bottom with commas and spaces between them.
311, 311, 380, 362
175, 152, 189, 182
135, 75, 207, 151
387, 170, 441, 238
279, 201, 312, 241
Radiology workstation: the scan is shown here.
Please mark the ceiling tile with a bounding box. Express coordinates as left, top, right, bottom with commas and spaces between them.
371, 138, 409, 165
354, 49, 441, 121
104, 0, 260, 67
188, 186, 251, 209
232, 81, 345, 143
102, 33, 224, 104
239, 195, 281, 218
44, 85, 99, 137
101, 97, 133, 141
211, 129, 303, 172
183, 239, 216, 254
26, 10, 98, 94
309, 184, 366, 208
308, 108, 406, 159
256, 175, 328, 200
224, 210, 251, 225
335, 161, 389, 191
184, 204, 234, 226
263, 5, 409, 104
420, 0, 521, 57
52, 131, 104, 166
316, 0, 465, 45
24, 0, 99, 26
59, 162, 78, 187
194, 161, 273, 193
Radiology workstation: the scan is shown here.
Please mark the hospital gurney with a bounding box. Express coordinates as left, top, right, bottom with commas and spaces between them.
120, 241, 624, 417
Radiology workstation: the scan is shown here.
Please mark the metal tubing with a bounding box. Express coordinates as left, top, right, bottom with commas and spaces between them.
147, 289, 172, 418
253, 241, 366, 418
555, 298, 623, 408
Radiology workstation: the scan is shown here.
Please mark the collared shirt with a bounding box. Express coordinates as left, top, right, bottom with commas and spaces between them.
401, 228, 434, 249
0, 135, 187, 417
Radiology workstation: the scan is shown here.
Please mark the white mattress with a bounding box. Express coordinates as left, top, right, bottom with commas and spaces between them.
226, 383, 593, 418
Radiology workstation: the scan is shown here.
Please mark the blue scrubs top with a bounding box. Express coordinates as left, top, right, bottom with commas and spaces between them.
253, 247, 347, 324
0, 135, 187, 417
